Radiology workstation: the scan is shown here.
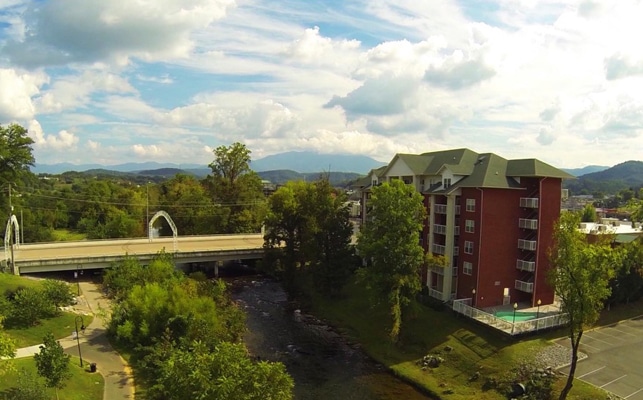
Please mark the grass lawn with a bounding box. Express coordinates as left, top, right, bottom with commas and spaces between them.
1, 273, 94, 347
52, 229, 87, 242
0, 272, 43, 293
302, 277, 614, 400
0, 356, 104, 400
6, 312, 94, 348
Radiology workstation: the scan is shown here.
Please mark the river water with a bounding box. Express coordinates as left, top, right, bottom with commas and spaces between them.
229, 276, 435, 400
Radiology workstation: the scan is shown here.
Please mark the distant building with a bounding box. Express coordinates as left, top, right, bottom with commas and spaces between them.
355, 148, 573, 308
580, 218, 643, 245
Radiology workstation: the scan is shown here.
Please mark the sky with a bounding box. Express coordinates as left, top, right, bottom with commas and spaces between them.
0, 0, 642, 169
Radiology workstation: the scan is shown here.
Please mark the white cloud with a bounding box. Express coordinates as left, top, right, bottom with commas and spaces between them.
28, 119, 79, 150
283, 26, 360, 68
0, 68, 46, 120
3, 0, 235, 68
35, 70, 135, 114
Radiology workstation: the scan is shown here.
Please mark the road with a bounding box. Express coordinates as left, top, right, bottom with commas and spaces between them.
6, 234, 264, 261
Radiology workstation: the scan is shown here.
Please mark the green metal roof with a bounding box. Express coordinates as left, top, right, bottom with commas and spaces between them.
506, 159, 575, 179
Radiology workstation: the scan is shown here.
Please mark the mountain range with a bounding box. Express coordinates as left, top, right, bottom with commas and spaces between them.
33, 151, 387, 175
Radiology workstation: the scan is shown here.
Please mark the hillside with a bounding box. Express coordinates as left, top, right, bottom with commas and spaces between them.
564, 160, 643, 194
251, 151, 385, 173
257, 170, 363, 186
562, 165, 609, 176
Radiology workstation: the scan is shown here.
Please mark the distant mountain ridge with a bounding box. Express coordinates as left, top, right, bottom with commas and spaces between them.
33, 151, 386, 175
562, 165, 610, 177
564, 160, 643, 194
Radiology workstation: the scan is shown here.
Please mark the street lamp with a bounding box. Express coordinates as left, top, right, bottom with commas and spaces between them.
74, 265, 83, 296
74, 316, 85, 367
471, 289, 476, 307
512, 303, 518, 334
536, 299, 542, 331
146, 182, 150, 237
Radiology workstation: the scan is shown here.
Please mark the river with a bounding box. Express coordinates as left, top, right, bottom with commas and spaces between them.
229, 276, 436, 400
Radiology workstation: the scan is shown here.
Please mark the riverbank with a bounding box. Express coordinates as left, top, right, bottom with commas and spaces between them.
295, 275, 604, 400
228, 276, 435, 400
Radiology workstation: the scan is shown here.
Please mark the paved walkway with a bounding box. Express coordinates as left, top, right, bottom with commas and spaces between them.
14, 280, 135, 399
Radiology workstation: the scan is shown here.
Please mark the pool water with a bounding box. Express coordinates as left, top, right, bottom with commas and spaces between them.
495, 311, 538, 322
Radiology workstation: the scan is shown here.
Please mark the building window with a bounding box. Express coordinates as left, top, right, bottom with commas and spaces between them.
465, 220, 475, 233
443, 178, 451, 188
464, 240, 474, 254
466, 198, 475, 212
463, 261, 473, 275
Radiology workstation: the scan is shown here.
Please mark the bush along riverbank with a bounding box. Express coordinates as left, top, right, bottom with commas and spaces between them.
293, 274, 608, 400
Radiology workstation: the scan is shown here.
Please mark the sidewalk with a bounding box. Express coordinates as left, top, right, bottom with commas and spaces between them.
14, 280, 135, 399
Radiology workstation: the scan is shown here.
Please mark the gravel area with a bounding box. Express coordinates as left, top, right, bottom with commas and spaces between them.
534, 342, 587, 369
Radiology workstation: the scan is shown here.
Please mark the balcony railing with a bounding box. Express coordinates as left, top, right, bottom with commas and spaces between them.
432, 244, 445, 255
431, 244, 458, 257
518, 218, 538, 230
515, 280, 534, 293
433, 224, 460, 236
520, 197, 539, 208
518, 239, 537, 251
433, 204, 461, 215
434, 224, 447, 235
434, 204, 447, 214
428, 288, 443, 299
516, 259, 536, 272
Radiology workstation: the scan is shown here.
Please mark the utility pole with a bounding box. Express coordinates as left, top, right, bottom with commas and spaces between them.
146, 183, 149, 238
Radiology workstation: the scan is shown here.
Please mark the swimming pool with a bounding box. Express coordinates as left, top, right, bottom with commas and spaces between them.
495, 311, 538, 322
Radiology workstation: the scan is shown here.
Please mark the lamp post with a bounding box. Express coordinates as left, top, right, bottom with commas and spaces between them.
536, 299, 542, 331
74, 316, 85, 367
75, 265, 83, 296
471, 289, 476, 307
512, 303, 518, 334
146, 182, 149, 237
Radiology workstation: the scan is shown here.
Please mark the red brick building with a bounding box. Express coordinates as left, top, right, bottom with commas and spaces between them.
358, 148, 573, 308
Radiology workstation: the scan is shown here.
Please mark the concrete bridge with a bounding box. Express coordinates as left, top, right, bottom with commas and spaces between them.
1, 234, 265, 275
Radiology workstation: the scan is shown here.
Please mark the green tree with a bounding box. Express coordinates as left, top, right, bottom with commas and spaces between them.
207, 143, 265, 233
147, 340, 293, 400
42, 279, 74, 309
9, 287, 54, 327
0, 124, 35, 187
263, 181, 309, 288
9, 369, 48, 400
0, 316, 16, 376
580, 204, 597, 222
159, 174, 226, 234
549, 211, 619, 400
34, 332, 71, 399
307, 179, 355, 297
356, 179, 426, 342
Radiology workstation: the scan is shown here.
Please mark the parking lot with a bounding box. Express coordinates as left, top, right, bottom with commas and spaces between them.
557, 317, 643, 399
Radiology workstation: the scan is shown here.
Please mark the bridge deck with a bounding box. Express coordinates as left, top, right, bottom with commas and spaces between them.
1, 234, 265, 274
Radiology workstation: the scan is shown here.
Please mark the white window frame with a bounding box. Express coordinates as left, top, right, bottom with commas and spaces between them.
463, 261, 473, 275
465, 219, 475, 233
466, 198, 475, 212
464, 240, 474, 254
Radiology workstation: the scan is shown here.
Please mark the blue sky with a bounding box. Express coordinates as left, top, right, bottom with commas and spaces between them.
0, 0, 642, 168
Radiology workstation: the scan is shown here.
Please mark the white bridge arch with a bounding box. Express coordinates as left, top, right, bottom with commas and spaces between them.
148, 210, 178, 252
4, 214, 20, 272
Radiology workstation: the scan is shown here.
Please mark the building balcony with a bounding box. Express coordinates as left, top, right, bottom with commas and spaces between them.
431, 244, 458, 256
516, 259, 536, 272
515, 280, 534, 293
432, 244, 446, 255
434, 204, 461, 215
433, 224, 460, 236
518, 239, 537, 251
428, 288, 443, 299
518, 218, 538, 230
520, 197, 539, 208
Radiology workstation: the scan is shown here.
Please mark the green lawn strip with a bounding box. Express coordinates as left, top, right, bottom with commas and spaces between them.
0, 272, 43, 293
51, 229, 87, 241
304, 277, 607, 400
6, 312, 94, 347
0, 356, 104, 400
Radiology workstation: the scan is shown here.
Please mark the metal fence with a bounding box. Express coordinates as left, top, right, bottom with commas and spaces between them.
452, 299, 568, 336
